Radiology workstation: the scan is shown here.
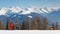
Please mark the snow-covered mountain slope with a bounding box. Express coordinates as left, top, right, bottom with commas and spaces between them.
0, 7, 59, 16
0, 6, 60, 24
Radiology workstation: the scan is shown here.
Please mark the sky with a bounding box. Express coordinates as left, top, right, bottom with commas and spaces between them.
0, 0, 60, 8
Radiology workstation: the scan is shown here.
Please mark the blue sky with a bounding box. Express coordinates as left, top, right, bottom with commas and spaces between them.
0, 0, 60, 8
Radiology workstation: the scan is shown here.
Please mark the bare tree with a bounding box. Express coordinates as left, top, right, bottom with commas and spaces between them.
6, 17, 10, 30
14, 18, 21, 30
55, 22, 58, 30
0, 18, 4, 30
21, 19, 29, 30
41, 17, 48, 30
31, 16, 41, 30
6, 17, 13, 30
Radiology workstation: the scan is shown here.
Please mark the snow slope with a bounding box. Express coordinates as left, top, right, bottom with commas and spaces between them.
0, 6, 59, 16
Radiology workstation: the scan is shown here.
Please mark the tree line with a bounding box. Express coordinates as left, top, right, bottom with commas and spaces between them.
0, 16, 59, 30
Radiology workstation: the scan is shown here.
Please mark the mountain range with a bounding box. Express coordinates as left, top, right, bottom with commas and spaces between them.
0, 6, 60, 25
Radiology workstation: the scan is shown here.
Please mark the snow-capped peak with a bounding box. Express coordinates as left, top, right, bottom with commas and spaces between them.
0, 6, 60, 16
0, 7, 8, 15
10, 7, 22, 13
